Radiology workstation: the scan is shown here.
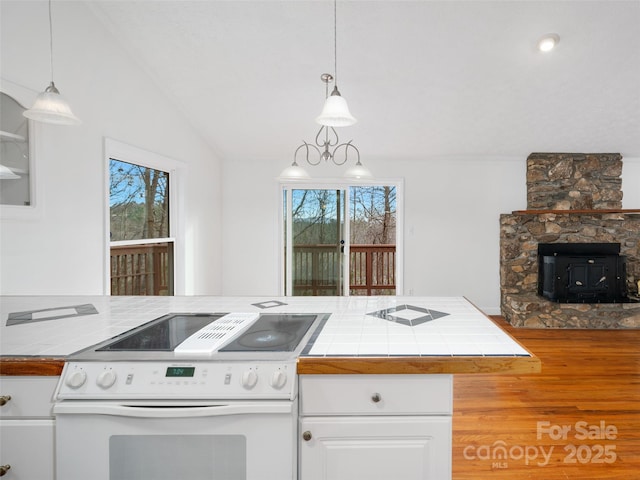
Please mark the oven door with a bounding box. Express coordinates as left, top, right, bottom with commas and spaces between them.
54, 400, 296, 480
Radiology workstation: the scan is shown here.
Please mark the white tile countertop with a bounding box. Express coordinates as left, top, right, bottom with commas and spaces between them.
0, 295, 530, 358
301, 296, 530, 357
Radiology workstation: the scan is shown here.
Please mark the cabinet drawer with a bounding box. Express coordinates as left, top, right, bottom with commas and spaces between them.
0, 377, 59, 418
300, 374, 452, 415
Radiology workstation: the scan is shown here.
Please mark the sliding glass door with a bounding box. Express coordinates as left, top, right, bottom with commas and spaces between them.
284, 189, 345, 295
283, 184, 399, 296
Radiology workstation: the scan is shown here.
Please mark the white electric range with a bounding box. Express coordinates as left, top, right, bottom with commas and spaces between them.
53, 311, 329, 480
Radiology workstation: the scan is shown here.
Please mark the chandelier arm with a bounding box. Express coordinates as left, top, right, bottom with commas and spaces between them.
294, 142, 323, 166
330, 140, 360, 166
314, 126, 339, 149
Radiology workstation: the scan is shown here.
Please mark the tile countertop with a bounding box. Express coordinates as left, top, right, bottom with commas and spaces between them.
0, 296, 540, 375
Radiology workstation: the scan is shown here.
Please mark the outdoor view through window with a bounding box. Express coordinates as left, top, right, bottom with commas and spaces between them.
286, 186, 397, 296
109, 158, 173, 296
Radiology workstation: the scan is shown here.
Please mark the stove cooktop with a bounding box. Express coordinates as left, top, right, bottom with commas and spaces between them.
67, 312, 329, 362
57, 312, 330, 400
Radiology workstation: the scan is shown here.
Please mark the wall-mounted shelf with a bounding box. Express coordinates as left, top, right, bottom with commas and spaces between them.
0, 130, 26, 142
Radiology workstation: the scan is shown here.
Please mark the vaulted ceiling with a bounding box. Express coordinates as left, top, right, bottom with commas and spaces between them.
88, 0, 640, 163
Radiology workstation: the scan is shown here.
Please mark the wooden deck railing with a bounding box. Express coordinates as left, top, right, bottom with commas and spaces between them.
349, 244, 396, 295
110, 243, 173, 296
292, 244, 396, 296
110, 243, 394, 297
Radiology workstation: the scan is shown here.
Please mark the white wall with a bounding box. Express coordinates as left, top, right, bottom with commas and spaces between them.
222, 154, 639, 314
221, 155, 527, 314
0, 1, 222, 295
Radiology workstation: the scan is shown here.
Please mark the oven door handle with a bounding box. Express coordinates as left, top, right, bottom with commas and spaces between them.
54, 401, 292, 418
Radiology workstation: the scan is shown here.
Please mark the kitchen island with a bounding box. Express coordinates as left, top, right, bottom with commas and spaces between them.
1, 295, 538, 375
1, 295, 539, 480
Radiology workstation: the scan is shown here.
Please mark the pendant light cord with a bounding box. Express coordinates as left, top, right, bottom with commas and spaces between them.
333, 0, 337, 88
48, 0, 54, 84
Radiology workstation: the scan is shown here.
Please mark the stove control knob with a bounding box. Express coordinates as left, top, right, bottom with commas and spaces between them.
65, 370, 87, 389
241, 370, 258, 389
270, 370, 287, 389
96, 370, 117, 389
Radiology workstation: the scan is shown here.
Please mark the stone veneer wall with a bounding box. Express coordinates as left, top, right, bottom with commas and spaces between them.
500, 153, 640, 329
527, 153, 623, 210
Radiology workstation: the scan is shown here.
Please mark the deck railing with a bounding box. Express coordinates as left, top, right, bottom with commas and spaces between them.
110, 243, 395, 296
110, 243, 173, 296
292, 244, 396, 296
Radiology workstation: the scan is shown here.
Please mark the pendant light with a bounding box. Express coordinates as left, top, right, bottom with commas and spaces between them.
280, 1, 371, 180
344, 159, 373, 179
315, 0, 356, 127
278, 159, 311, 180
23, 0, 81, 126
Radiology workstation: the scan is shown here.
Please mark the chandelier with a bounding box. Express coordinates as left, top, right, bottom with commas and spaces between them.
280, 0, 372, 180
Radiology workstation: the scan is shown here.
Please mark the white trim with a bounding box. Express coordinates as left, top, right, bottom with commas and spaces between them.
342, 188, 350, 296
104, 137, 185, 295
284, 188, 293, 296
110, 238, 175, 247
278, 177, 404, 296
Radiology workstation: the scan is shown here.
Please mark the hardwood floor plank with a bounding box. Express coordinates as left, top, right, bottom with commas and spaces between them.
452, 317, 640, 479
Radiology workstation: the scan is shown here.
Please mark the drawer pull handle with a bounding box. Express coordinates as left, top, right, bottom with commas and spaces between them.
0, 396, 11, 406
302, 431, 312, 441
371, 392, 382, 403
0, 465, 11, 476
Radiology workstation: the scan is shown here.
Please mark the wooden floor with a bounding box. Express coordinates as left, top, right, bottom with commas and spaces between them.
452, 317, 640, 479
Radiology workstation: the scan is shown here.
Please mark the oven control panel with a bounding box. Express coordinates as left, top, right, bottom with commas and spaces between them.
56, 361, 297, 400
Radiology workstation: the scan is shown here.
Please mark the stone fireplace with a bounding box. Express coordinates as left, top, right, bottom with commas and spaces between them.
500, 153, 640, 328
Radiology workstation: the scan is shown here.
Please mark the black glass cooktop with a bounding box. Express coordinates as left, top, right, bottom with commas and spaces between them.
95, 313, 318, 353
98, 313, 226, 351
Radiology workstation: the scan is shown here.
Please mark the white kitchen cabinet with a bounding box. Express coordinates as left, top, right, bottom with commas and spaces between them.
299, 375, 453, 480
0, 376, 58, 480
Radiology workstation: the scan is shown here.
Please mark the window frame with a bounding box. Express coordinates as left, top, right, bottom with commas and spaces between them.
104, 137, 185, 295
278, 177, 404, 296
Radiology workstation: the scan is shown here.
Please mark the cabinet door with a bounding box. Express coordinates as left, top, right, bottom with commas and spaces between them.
300, 416, 451, 480
0, 419, 55, 480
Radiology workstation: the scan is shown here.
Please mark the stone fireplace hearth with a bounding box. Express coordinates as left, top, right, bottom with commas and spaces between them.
500, 153, 640, 328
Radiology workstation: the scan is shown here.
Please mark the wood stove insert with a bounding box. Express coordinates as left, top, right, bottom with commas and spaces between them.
538, 243, 628, 303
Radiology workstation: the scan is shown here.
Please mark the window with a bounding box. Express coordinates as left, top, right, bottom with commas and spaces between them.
106, 139, 180, 296
282, 181, 402, 296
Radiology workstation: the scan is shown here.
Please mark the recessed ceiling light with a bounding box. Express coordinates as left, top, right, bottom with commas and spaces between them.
537, 33, 560, 52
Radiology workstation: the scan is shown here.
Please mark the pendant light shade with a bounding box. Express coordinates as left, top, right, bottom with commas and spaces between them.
23, 82, 81, 126
344, 160, 373, 179
316, 86, 357, 127
278, 161, 311, 180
